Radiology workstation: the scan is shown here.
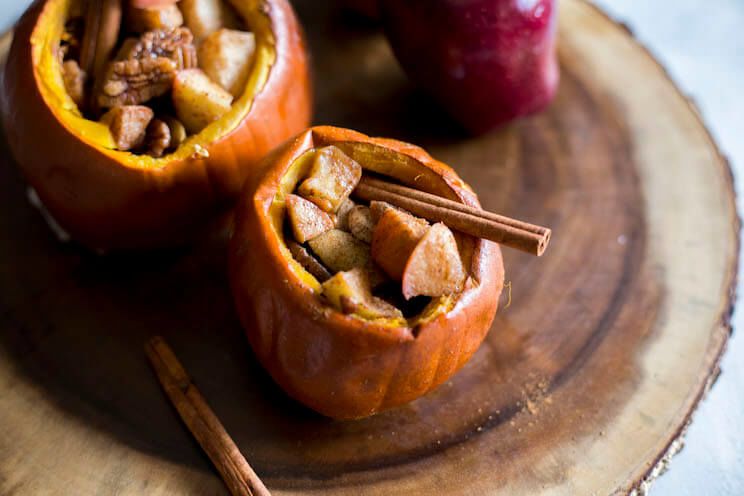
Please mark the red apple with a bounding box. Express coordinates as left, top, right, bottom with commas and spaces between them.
130, 0, 178, 8
340, 0, 380, 20
380, 0, 558, 134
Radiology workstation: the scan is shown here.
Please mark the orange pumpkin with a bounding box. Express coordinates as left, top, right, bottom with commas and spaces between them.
2, 0, 312, 250
229, 126, 504, 419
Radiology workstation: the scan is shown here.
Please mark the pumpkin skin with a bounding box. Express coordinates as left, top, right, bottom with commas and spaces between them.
229, 126, 504, 419
2, 0, 312, 250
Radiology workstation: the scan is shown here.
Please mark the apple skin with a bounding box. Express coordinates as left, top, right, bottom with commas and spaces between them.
380, 0, 559, 134
340, 0, 380, 19
130, 0, 178, 8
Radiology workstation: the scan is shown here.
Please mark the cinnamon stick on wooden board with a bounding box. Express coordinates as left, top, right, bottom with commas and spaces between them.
145, 336, 271, 496
354, 176, 551, 256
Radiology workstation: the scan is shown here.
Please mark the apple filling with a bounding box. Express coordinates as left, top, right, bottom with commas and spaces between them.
45, 0, 272, 159
277, 144, 473, 326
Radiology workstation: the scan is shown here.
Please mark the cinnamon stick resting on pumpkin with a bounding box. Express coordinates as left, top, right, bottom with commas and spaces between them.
354, 175, 551, 256
282, 144, 549, 307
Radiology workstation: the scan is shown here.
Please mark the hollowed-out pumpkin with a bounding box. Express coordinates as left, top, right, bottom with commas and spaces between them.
2, 0, 312, 250
229, 126, 505, 419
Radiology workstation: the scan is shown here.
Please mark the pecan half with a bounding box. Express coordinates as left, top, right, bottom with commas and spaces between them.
97, 27, 197, 108
125, 28, 197, 69
143, 118, 171, 157
62, 60, 87, 107
163, 116, 187, 149
99, 57, 179, 107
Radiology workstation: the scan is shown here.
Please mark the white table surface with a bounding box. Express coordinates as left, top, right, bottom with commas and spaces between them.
1, 1, 742, 494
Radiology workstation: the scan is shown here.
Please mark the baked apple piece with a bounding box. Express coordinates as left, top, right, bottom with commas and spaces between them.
285, 194, 334, 243
172, 68, 233, 133
126, 2, 184, 32
321, 268, 403, 322
198, 28, 256, 98
307, 229, 370, 273
229, 126, 504, 419
180, 0, 240, 41
298, 146, 363, 213
3, 0, 311, 249
371, 207, 429, 280
401, 223, 466, 299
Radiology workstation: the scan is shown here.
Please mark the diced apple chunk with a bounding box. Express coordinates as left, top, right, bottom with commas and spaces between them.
127, 3, 183, 32
298, 146, 362, 213
371, 208, 429, 281
322, 268, 403, 320
172, 68, 233, 133
198, 29, 256, 98
348, 205, 375, 243
402, 223, 466, 299
286, 194, 334, 243
308, 229, 369, 273
100, 105, 154, 151
180, 0, 240, 41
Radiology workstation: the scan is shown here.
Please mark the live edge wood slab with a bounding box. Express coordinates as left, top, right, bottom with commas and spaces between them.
0, 0, 737, 494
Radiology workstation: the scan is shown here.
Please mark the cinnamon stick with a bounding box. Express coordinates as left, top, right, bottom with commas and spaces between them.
145, 336, 271, 496
354, 176, 551, 256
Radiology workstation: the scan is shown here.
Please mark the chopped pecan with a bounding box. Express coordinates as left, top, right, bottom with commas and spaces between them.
143, 118, 171, 157
62, 60, 87, 107
100, 105, 154, 151
125, 28, 197, 68
163, 116, 187, 149
99, 57, 178, 107
96, 27, 197, 108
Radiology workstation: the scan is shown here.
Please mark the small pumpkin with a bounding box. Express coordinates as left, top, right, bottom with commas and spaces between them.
229, 126, 504, 419
2, 0, 312, 250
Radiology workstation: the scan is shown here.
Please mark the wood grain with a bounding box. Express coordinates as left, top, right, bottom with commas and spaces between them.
0, 1, 737, 495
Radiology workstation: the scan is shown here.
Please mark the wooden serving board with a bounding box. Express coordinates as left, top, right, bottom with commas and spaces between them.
0, 1, 738, 494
